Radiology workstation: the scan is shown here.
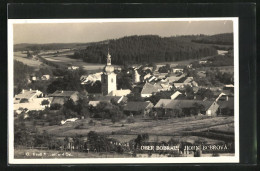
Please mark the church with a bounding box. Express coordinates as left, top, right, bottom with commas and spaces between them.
101, 50, 117, 95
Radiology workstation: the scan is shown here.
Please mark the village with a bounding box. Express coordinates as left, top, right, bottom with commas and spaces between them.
13, 47, 235, 158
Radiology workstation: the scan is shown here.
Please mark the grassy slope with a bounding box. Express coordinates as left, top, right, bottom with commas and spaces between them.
36, 116, 234, 137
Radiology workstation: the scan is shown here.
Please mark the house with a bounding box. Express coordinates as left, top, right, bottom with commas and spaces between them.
14, 89, 43, 104
13, 89, 51, 112
48, 90, 79, 105
141, 82, 160, 97
183, 77, 193, 83
187, 64, 192, 68
170, 91, 182, 100
123, 101, 154, 116
141, 82, 173, 98
199, 60, 207, 64
80, 72, 102, 85
174, 83, 192, 89
154, 99, 172, 117
171, 68, 184, 74
108, 89, 131, 96
41, 75, 50, 80
143, 73, 152, 81
217, 50, 228, 55
89, 96, 128, 107
68, 66, 79, 70
164, 100, 219, 117
165, 74, 185, 83
217, 97, 234, 116
153, 72, 168, 79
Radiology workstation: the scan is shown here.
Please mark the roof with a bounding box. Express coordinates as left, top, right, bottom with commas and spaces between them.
141, 82, 161, 95
183, 77, 193, 83
108, 89, 131, 96
218, 97, 234, 109
154, 99, 172, 108
89, 101, 101, 107
49, 90, 78, 97
174, 83, 192, 87
14, 89, 42, 101
170, 91, 182, 100
94, 96, 128, 103
164, 100, 215, 110
51, 97, 68, 105
124, 101, 153, 112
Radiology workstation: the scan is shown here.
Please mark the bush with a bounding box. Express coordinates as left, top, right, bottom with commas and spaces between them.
127, 116, 135, 123
50, 103, 62, 110
41, 99, 50, 105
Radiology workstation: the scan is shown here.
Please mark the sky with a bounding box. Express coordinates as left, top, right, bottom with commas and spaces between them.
13, 20, 233, 44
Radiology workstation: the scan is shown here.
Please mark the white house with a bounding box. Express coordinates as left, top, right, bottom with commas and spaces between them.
13, 89, 51, 112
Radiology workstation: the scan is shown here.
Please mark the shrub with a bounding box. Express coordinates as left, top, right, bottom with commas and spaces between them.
50, 103, 62, 110
41, 99, 50, 105
127, 116, 135, 123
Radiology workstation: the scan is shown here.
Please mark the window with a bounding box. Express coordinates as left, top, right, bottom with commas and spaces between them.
111, 78, 113, 83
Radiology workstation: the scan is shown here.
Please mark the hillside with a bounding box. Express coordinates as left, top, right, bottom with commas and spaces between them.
73, 35, 219, 65
191, 33, 233, 45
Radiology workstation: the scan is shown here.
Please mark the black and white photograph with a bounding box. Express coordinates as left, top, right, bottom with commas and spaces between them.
8, 18, 239, 164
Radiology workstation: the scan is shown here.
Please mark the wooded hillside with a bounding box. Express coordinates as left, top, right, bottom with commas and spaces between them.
191, 33, 233, 45
73, 35, 219, 65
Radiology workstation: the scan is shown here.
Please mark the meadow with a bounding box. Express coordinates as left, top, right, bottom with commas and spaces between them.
33, 116, 234, 144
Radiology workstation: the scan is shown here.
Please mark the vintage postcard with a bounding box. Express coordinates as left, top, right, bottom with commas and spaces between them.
8, 18, 239, 164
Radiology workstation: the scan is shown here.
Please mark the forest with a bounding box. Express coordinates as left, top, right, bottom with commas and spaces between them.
191, 33, 233, 45
72, 35, 219, 65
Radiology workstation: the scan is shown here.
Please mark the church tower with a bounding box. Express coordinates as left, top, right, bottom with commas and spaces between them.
101, 50, 117, 95
133, 68, 140, 83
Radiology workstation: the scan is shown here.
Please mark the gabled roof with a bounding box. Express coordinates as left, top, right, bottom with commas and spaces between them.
154, 99, 172, 108
164, 100, 215, 110
124, 101, 153, 112
49, 90, 78, 97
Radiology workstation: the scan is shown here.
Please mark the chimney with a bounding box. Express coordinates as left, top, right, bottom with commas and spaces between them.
226, 96, 229, 101
30, 88, 32, 91
22, 89, 25, 94
61, 90, 64, 93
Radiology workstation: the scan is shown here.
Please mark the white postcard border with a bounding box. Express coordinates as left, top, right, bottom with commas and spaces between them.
8, 18, 239, 164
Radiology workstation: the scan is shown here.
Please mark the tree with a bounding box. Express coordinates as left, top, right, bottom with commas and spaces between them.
196, 88, 214, 100
183, 85, 194, 99
127, 92, 144, 102
41, 99, 50, 105
192, 103, 205, 115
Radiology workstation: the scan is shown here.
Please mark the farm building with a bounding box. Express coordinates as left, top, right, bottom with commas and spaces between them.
164, 100, 219, 117
48, 90, 79, 105
124, 101, 154, 116
154, 99, 172, 117
13, 89, 51, 112
217, 97, 234, 116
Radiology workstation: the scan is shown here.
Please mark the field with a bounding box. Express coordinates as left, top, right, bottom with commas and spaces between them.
13, 51, 49, 70
43, 54, 105, 73
33, 116, 234, 144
